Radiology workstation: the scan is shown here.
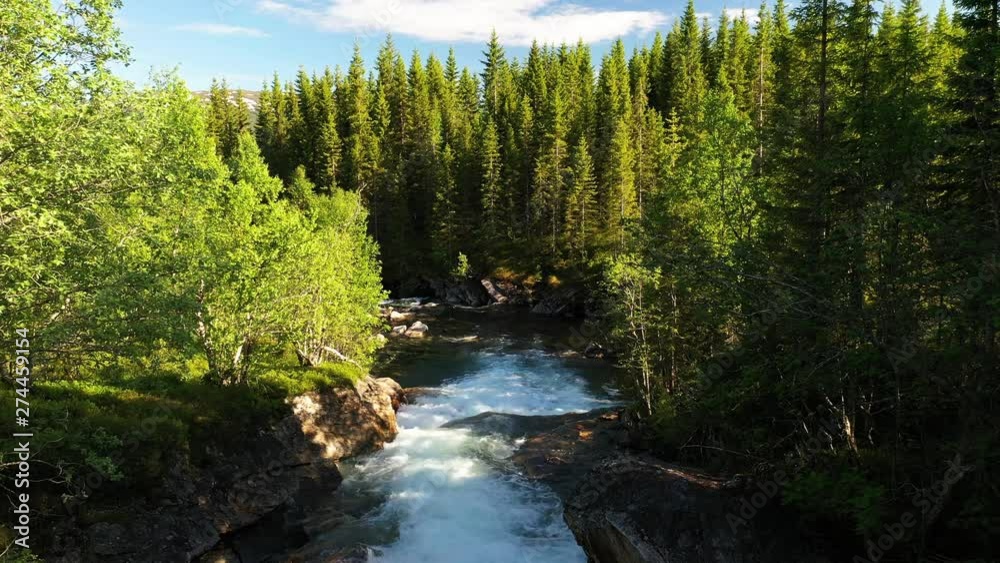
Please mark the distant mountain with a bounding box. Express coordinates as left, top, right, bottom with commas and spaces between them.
191, 89, 261, 122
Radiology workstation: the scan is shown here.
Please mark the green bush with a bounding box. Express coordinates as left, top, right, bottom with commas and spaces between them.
783, 464, 887, 535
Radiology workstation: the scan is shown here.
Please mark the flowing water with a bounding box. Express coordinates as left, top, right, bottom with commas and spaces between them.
303, 308, 619, 563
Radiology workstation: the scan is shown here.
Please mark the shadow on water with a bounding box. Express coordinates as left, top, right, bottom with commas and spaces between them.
374, 305, 620, 392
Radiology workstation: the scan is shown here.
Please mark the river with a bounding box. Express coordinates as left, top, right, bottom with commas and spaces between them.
296, 307, 619, 562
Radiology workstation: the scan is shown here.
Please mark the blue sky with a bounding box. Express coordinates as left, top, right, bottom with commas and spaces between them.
113, 0, 749, 90
113, 0, 947, 91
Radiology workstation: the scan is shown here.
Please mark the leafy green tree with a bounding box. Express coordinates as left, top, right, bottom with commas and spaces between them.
198, 132, 311, 383
291, 189, 386, 367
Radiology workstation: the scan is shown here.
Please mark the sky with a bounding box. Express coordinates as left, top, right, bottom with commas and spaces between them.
113, 0, 748, 90
113, 0, 948, 91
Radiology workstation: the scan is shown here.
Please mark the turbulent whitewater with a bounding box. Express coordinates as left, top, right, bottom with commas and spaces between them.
340, 346, 614, 563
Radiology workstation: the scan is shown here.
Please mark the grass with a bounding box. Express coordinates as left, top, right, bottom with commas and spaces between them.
0, 348, 365, 500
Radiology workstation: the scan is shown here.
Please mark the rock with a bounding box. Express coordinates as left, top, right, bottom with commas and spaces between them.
49, 377, 403, 563
373, 377, 405, 411
508, 409, 832, 563
444, 409, 616, 442
404, 321, 429, 338
391, 325, 407, 335
323, 545, 374, 562
583, 342, 606, 358
429, 278, 492, 307
510, 409, 628, 498
290, 377, 400, 461
388, 310, 411, 322
493, 279, 531, 306
401, 387, 444, 402
531, 286, 583, 316
564, 457, 831, 563
375, 333, 387, 344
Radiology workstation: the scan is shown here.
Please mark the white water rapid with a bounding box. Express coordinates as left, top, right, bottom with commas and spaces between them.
342, 347, 613, 563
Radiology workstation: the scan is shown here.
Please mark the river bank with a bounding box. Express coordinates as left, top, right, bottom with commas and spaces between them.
37, 376, 403, 563
36, 300, 832, 563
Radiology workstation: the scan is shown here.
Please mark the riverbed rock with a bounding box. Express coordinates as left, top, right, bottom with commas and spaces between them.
389, 310, 412, 322
46, 377, 404, 563
391, 324, 407, 335
404, 321, 429, 338
511, 410, 832, 563
290, 376, 402, 460
510, 409, 628, 497
564, 456, 832, 563
444, 409, 616, 442
402, 386, 444, 403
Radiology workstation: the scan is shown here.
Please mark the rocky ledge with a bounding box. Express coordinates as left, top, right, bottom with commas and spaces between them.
501, 409, 833, 563
47, 377, 404, 563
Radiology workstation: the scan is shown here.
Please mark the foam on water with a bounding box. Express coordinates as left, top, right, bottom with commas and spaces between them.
344, 350, 609, 563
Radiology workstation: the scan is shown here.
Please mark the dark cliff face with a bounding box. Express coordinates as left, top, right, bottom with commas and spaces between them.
45, 377, 403, 563
508, 409, 835, 563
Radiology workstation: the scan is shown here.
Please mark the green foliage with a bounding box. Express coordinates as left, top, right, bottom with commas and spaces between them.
0, 1, 389, 533
4, 0, 999, 559
0, 548, 43, 563
784, 466, 887, 535
451, 252, 471, 280
290, 188, 387, 367
0, 352, 360, 494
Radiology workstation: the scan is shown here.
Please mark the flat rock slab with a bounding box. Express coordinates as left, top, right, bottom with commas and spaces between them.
505, 409, 834, 563
443, 408, 617, 442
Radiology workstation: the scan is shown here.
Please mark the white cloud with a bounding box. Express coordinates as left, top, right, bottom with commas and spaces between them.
256, 0, 668, 46
172, 23, 270, 37
723, 8, 760, 24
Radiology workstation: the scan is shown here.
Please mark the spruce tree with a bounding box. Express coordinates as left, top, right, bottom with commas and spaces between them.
341, 45, 380, 198
531, 81, 568, 260
564, 137, 599, 261
605, 117, 637, 248
479, 117, 503, 252
671, 0, 709, 130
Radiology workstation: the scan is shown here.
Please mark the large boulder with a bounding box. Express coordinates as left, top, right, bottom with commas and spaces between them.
429, 278, 492, 307
289, 376, 402, 461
